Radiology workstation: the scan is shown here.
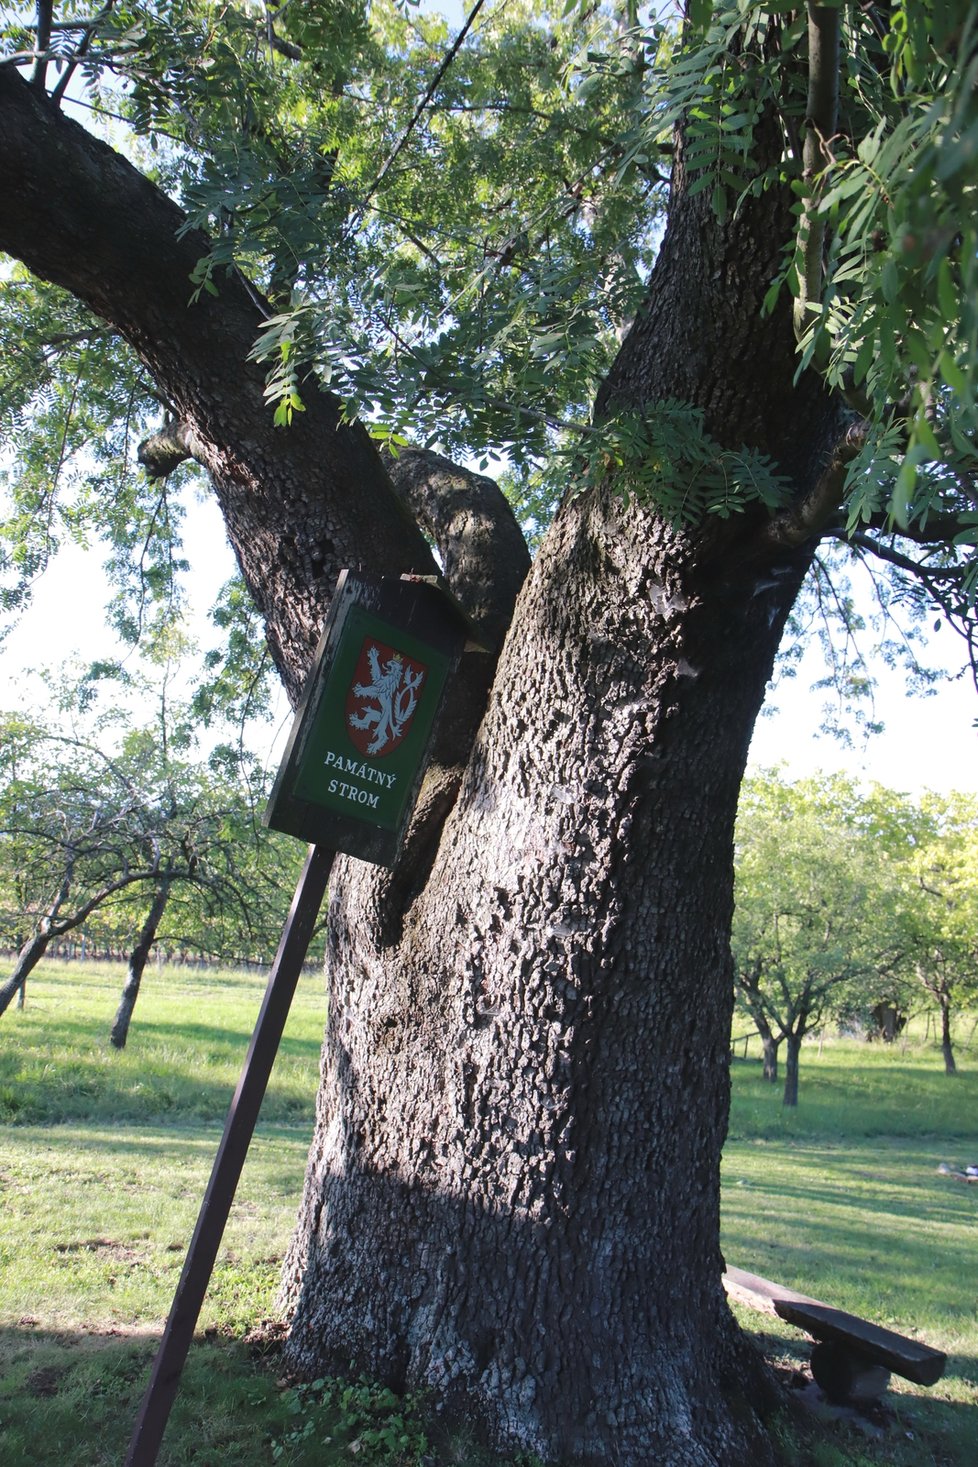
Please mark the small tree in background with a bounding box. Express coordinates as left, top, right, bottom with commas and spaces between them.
0, 665, 308, 1040
733, 771, 905, 1105
0, 709, 170, 1015
895, 794, 978, 1075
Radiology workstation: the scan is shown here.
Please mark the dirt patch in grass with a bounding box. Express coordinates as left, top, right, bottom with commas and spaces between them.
53, 1237, 145, 1263
25, 1365, 63, 1397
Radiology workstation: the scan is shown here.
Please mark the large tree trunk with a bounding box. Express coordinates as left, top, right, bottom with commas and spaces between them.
280, 485, 811, 1465
0, 62, 851, 1467
278, 163, 844, 1466
110, 873, 173, 1050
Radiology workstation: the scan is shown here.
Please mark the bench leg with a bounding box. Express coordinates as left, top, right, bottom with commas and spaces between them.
810, 1341, 892, 1404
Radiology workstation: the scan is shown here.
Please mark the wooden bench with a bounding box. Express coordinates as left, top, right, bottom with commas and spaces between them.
723, 1266, 947, 1404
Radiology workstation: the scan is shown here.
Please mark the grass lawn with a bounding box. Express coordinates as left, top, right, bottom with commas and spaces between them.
1, 959, 976, 1465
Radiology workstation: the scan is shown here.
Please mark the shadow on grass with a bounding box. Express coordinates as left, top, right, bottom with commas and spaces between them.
0, 1321, 294, 1467
0, 1047, 319, 1127
723, 1203, 978, 1334
725, 1171, 976, 1231
728, 1067, 978, 1145
2, 1319, 976, 1467
117, 1018, 323, 1060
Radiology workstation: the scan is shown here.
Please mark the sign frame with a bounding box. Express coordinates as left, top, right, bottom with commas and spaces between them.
264, 571, 472, 865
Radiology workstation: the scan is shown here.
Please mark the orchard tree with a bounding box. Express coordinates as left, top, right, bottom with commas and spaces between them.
106, 750, 326, 1050
2, 4, 978, 1464
0, 708, 175, 1014
732, 771, 904, 1105
895, 793, 978, 1075
101, 732, 303, 1048
0, 670, 302, 1038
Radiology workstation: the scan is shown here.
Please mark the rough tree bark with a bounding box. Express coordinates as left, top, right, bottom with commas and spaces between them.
0, 62, 852, 1466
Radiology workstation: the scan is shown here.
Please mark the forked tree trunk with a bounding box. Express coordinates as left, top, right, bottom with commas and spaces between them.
274, 129, 846, 1467
278, 475, 824, 1465
0, 64, 851, 1467
111, 874, 174, 1049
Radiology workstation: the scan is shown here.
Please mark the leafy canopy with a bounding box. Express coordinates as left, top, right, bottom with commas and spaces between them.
0, 1, 976, 686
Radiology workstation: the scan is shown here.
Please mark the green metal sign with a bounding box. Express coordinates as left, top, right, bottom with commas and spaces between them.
264, 572, 470, 865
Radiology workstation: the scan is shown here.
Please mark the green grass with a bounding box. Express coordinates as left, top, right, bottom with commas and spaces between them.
723, 1031, 978, 1467
0, 958, 320, 1127
1, 961, 977, 1465
0, 958, 329, 1465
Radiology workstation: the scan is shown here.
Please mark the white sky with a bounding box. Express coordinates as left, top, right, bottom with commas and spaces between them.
1, 489, 975, 795
748, 648, 977, 795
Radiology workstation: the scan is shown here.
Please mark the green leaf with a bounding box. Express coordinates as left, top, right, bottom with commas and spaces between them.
891, 454, 918, 527
936, 257, 958, 325
761, 279, 782, 318
939, 349, 967, 398
687, 0, 714, 36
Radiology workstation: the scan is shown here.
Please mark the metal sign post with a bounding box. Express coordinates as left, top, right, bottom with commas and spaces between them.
124, 572, 472, 1467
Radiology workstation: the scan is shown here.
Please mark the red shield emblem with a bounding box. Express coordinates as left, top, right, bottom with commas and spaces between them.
346, 638, 427, 757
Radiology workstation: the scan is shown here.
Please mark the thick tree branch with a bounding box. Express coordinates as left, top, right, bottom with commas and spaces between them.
753, 421, 866, 557
380, 445, 530, 648
137, 419, 206, 479
0, 63, 438, 701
